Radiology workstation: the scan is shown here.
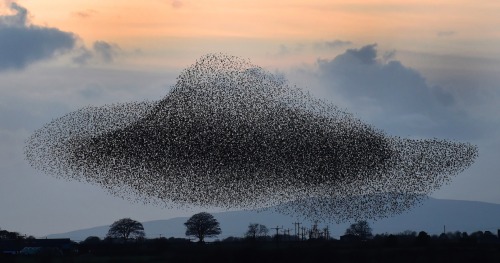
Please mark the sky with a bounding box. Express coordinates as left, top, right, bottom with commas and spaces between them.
0, 0, 499, 237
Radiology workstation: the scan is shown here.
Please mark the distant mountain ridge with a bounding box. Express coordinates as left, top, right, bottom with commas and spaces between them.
48, 197, 500, 241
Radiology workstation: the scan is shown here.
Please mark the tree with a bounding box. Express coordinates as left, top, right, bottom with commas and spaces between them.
0, 229, 24, 240
345, 220, 372, 240
245, 223, 269, 239
258, 224, 269, 237
106, 218, 145, 240
81, 236, 101, 244
416, 231, 431, 246
184, 212, 221, 243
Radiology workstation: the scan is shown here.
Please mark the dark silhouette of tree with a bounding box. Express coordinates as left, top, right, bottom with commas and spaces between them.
184, 212, 221, 243
309, 222, 321, 239
385, 234, 398, 246
222, 236, 244, 242
245, 223, 269, 239
400, 230, 417, 237
245, 223, 259, 239
345, 220, 373, 240
82, 236, 101, 244
258, 224, 269, 237
0, 229, 24, 240
106, 218, 145, 240
416, 231, 431, 246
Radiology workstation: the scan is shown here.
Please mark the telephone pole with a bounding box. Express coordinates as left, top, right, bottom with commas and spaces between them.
301, 227, 307, 241
271, 225, 283, 245
271, 226, 282, 239
293, 222, 301, 240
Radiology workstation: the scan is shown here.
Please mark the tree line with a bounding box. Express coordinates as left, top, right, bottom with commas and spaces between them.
2, 212, 499, 246
3, 214, 500, 262
2, 212, 499, 245
98, 213, 500, 245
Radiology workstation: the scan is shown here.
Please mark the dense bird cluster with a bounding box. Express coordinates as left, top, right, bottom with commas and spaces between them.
25, 54, 478, 222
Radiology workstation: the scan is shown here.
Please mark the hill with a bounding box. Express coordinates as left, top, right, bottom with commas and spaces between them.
47, 197, 500, 241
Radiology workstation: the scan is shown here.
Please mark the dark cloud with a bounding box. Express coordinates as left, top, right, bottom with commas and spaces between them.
93, 41, 120, 63
0, 1, 27, 26
382, 50, 396, 63
330, 44, 379, 65
72, 41, 121, 65
318, 44, 427, 106
72, 47, 93, 65
316, 44, 478, 139
314, 39, 352, 50
0, 2, 76, 71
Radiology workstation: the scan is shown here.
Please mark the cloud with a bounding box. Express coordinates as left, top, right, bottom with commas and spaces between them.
72, 47, 93, 65
0, 2, 76, 71
382, 50, 396, 63
171, 0, 183, 8
93, 41, 120, 63
317, 45, 425, 106
79, 83, 104, 99
277, 44, 290, 56
314, 44, 478, 139
0, 1, 27, 26
72, 9, 98, 19
72, 41, 121, 65
269, 43, 306, 57
314, 39, 352, 50
273, 40, 352, 57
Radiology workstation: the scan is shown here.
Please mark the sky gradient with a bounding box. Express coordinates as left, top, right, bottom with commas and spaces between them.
1, 0, 500, 237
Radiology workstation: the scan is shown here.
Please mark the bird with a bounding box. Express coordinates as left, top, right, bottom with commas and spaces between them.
24, 53, 478, 222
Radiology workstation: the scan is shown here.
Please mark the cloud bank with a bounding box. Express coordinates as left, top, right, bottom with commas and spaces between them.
314, 44, 477, 139
0, 2, 76, 71
73, 41, 121, 65
314, 39, 352, 50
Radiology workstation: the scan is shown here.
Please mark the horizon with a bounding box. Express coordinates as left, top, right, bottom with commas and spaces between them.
44, 196, 500, 241
1, 0, 499, 237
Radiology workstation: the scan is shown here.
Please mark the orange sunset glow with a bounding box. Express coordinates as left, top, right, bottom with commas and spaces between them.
16, 0, 500, 57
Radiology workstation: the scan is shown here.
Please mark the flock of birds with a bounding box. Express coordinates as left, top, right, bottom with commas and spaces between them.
25, 54, 478, 222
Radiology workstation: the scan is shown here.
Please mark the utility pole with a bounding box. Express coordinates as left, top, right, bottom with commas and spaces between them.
281, 228, 289, 241
285, 228, 291, 240
301, 227, 307, 241
271, 225, 283, 246
272, 226, 282, 240
293, 222, 301, 240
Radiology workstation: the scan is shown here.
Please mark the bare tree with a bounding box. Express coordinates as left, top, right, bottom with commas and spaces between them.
184, 212, 221, 243
345, 220, 372, 240
245, 223, 269, 239
259, 224, 269, 237
107, 218, 145, 240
